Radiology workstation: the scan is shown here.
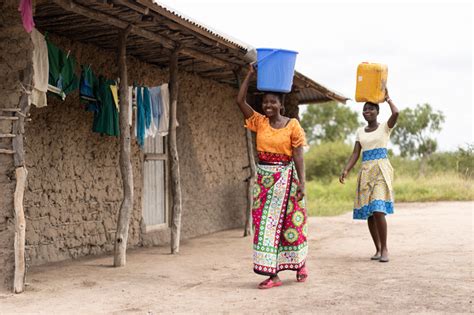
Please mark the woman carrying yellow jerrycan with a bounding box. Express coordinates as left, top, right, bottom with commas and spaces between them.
339, 88, 399, 263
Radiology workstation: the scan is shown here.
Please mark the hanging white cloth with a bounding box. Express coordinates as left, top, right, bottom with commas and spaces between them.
30, 28, 48, 107
157, 83, 170, 137
134, 86, 139, 139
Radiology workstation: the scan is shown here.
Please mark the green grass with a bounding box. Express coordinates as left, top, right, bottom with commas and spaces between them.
306, 172, 474, 217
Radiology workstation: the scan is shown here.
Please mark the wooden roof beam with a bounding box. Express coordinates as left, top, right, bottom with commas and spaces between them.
111, 0, 150, 15
51, 0, 237, 69
293, 72, 348, 104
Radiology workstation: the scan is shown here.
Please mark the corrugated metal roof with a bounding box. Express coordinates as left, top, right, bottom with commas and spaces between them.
150, 1, 349, 104
150, 1, 249, 50
36, 0, 349, 104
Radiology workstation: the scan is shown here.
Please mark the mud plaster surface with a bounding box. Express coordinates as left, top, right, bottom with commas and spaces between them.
19, 33, 248, 267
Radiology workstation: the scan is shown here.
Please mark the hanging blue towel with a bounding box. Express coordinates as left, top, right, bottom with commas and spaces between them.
143, 87, 152, 131
136, 86, 145, 147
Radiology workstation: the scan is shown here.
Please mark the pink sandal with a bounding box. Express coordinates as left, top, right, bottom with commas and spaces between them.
258, 278, 282, 289
297, 266, 308, 282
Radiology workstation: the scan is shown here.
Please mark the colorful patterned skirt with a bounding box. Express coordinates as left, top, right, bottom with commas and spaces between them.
252, 152, 308, 276
353, 148, 394, 220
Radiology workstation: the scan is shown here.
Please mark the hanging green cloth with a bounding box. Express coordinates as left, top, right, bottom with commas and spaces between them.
92, 76, 120, 137
47, 40, 79, 100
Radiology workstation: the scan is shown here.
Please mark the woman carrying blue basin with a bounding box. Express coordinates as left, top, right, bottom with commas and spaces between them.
237, 64, 308, 289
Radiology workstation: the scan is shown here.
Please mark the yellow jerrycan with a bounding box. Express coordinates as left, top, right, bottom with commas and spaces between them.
355, 62, 388, 103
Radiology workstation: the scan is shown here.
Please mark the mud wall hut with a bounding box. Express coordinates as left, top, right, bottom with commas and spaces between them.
0, 0, 347, 291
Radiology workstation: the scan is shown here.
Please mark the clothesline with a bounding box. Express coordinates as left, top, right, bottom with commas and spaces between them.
29, 28, 172, 148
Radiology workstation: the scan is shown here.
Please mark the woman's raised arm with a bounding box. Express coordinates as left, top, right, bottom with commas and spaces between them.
385, 88, 399, 128
236, 64, 256, 119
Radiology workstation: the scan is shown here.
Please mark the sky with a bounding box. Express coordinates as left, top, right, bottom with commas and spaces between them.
157, 0, 473, 151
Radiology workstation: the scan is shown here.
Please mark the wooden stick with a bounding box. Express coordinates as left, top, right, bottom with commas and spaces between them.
243, 128, 256, 237
13, 166, 28, 293
0, 134, 16, 138
234, 71, 255, 237
169, 50, 183, 254
0, 116, 19, 120
113, 27, 133, 267
0, 108, 21, 112
0, 149, 15, 154
144, 153, 168, 161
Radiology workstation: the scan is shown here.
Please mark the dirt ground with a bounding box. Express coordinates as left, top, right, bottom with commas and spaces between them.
1, 201, 472, 314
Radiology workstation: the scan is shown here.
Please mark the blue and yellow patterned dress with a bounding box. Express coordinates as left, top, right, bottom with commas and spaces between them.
353, 121, 394, 220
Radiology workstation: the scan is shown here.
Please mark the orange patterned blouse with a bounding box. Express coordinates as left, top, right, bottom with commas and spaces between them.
245, 111, 306, 157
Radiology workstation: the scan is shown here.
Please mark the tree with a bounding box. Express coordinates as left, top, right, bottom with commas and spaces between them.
300, 101, 360, 145
392, 103, 445, 174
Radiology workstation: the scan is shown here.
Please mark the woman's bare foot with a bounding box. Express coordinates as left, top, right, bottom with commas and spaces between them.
379, 249, 389, 262
371, 250, 382, 260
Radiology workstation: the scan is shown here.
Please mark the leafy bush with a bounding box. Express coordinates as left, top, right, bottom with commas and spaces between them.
304, 141, 354, 182
390, 155, 421, 176
391, 145, 474, 178
456, 144, 474, 178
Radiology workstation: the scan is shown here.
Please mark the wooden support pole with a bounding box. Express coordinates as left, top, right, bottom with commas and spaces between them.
13, 167, 27, 293
11, 48, 33, 293
113, 27, 133, 267
243, 130, 256, 237
169, 50, 183, 254
234, 70, 255, 237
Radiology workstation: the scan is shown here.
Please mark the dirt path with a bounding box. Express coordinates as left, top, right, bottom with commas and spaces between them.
1, 201, 472, 314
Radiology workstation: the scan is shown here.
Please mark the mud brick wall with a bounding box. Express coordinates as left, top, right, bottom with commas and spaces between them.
21, 33, 248, 266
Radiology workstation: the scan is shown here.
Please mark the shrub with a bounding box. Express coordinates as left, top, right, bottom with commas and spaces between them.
391, 145, 474, 178
304, 141, 354, 182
